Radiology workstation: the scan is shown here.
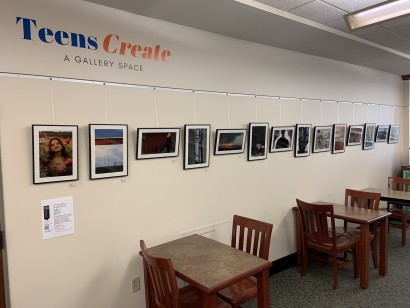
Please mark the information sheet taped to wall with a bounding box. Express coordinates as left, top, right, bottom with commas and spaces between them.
41, 196, 74, 240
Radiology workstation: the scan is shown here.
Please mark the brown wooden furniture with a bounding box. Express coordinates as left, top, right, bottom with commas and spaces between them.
217, 215, 273, 307
343, 189, 381, 268
140, 240, 230, 308
296, 199, 358, 289
293, 202, 391, 289
387, 177, 410, 246
141, 234, 272, 308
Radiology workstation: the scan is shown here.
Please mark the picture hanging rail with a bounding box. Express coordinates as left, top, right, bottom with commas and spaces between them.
0, 72, 404, 109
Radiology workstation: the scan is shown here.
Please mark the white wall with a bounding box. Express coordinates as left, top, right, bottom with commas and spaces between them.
0, 1, 405, 307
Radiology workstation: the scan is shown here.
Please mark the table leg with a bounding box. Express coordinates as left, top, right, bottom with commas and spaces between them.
379, 217, 388, 276
202, 293, 217, 307
359, 223, 370, 288
256, 269, 270, 308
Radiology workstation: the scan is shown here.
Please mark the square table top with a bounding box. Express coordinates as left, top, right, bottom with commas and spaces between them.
148, 234, 272, 294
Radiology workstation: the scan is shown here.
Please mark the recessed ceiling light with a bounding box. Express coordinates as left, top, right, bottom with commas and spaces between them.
344, 0, 410, 31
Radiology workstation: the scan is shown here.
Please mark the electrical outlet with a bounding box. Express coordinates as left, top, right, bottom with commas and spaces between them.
132, 277, 140, 293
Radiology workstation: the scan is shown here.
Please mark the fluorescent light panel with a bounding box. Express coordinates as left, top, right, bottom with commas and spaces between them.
344, 0, 410, 31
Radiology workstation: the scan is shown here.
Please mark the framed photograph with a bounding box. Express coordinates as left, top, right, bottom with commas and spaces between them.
32, 125, 78, 184
347, 125, 363, 146
214, 129, 246, 155
388, 125, 400, 144
363, 123, 376, 150
295, 124, 312, 157
89, 124, 128, 180
136, 128, 180, 159
184, 124, 210, 169
248, 123, 269, 161
375, 125, 389, 142
270, 126, 294, 153
332, 124, 347, 154
313, 126, 332, 153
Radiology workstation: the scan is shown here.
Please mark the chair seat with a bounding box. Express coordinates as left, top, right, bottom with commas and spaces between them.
309, 232, 357, 252
334, 226, 375, 240
217, 277, 257, 305
180, 285, 231, 308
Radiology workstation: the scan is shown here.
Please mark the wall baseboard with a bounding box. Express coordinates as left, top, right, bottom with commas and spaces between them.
269, 253, 297, 275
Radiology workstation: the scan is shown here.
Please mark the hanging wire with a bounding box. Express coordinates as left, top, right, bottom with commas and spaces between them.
104, 84, 108, 124
153, 88, 159, 128
50, 78, 55, 124
192, 91, 197, 125
226, 94, 231, 128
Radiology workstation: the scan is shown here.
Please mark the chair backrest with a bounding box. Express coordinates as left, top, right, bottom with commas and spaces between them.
388, 177, 410, 192
140, 240, 180, 308
345, 189, 380, 210
296, 199, 336, 247
231, 215, 273, 260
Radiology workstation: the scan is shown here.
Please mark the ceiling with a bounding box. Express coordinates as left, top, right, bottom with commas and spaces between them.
84, 0, 410, 76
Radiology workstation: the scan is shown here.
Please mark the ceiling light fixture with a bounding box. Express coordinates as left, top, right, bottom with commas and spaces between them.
344, 0, 410, 31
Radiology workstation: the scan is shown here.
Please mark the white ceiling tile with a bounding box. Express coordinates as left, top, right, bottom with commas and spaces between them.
326, 18, 349, 32
321, 0, 353, 12
256, 0, 312, 11
290, 1, 346, 24
351, 0, 385, 11
355, 27, 400, 43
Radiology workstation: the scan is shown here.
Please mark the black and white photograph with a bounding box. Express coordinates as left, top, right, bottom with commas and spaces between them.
248, 123, 269, 161
184, 124, 210, 169
375, 125, 389, 142
295, 124, 312, 157
312, 126, 332, 153
270, 126, 294, 153
89, 124, 128, 180
363, 123, 376, 150
388, 125, 400, 144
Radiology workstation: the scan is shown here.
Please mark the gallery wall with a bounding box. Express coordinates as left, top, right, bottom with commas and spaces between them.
0, 0, 406, 307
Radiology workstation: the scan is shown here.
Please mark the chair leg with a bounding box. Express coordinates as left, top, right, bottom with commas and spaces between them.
332, 254, 338, 289
371, 238, 378, 269
352, 246, 358, 279
301, 245, 308, 276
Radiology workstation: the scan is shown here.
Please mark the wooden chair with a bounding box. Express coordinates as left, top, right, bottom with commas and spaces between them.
387, 177, 410, 246
217, 215, 273, 307
140, 240, 230, 308
343, 189, 381, 268
296, 199, 358, 289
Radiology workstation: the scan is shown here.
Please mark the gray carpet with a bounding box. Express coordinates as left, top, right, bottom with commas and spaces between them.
242, 228, 410, 308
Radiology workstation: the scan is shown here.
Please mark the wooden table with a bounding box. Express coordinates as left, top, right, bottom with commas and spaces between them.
362, 187, 410, 205
142, 234, 272, 308
293, 202, 391, 289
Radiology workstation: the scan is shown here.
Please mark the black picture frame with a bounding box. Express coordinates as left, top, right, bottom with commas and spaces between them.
347, 125, 363, 146
375, 125, 389, 142
295, 124, 312, 157
312, 125, 332, 153
184, 124, 211, 169
89, 124, 128, 180
270, 126, 294, 153
136, 128, 180, 159
363, 123, 376, 150
32, 124, 78, 184
332, 124, 347, 154
214, 129, 246, 155
248, 123, 269, 161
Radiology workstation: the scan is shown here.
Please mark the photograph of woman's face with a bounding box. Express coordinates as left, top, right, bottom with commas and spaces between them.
39, 132, 73, 178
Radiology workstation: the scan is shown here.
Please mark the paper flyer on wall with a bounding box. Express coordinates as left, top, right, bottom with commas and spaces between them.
41, 196, 74, 240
